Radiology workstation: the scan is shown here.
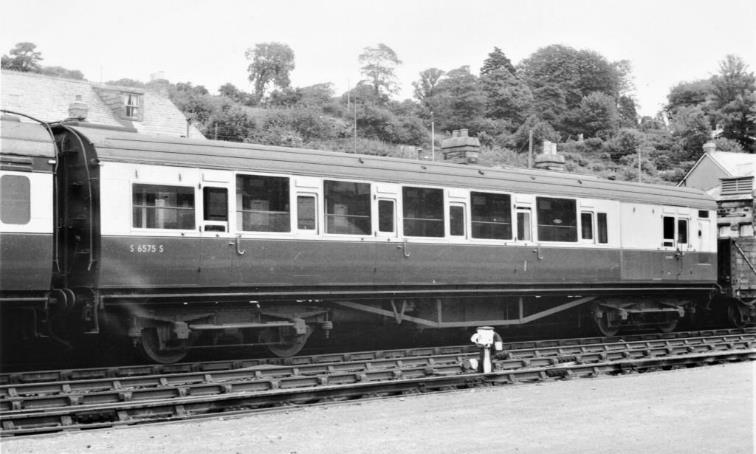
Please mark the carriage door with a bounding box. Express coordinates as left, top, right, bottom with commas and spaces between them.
661, 214, 684, 280
199, 172, 234, 286
373, 183, 402, 285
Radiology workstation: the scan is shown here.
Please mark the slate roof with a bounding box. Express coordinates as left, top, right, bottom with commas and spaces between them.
0, 70, 204, 139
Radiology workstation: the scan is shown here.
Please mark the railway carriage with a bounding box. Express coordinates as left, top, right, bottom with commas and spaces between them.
0, 117, 56, 341
24, 120, 716, 363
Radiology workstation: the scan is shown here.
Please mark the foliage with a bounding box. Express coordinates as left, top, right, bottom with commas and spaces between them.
412, 68, 445, 117
433, 66, 486, 133
245, 42, 295, 102
518, 45, 622, 109
480, 47, 516, 76
571, 91, 619, 138
1, 42, 42, 72
668, 105, 712, 161
709, 55, 756, 151
359, 43, 402, 101
39, 66, 85, 80
480, 67, 533, 125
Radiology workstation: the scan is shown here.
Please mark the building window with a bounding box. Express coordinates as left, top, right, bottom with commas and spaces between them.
0, 175, 30, 225
236, 175, 290, 232
324, 180, 371, 235
403, 187, 444, 237
536, 197, 577, 242
123, 93, 142, 120
133, 184, 195, 229
678, 219, 688, 244
471, 192, 511, 240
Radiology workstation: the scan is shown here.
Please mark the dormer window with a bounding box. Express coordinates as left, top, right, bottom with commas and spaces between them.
123, 92, 142, 120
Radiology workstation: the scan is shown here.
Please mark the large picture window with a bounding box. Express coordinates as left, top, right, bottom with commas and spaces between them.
471, 192, 511, 239
0, 175, 30, 225
536, 197, 577, 242
236, 175, 290, 232
324, 180, 371, 235
403, 187, 444, 237
133, 184, 195, 229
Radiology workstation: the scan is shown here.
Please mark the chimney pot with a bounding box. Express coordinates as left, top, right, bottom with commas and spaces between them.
68, 95, 88, 121
703, 141, 716, 154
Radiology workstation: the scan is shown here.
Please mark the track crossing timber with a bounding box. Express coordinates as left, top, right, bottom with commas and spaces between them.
2, 329, 754, 436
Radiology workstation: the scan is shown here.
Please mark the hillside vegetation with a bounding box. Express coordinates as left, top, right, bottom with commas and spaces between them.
4, 42, 755, 184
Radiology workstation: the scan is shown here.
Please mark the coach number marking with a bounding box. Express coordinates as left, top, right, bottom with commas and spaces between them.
129, 244, 165, 253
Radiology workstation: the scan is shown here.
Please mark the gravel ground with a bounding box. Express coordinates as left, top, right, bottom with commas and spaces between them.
3, 362, 754, 454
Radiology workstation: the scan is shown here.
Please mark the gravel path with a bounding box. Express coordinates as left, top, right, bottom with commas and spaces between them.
3, 362, 754, 454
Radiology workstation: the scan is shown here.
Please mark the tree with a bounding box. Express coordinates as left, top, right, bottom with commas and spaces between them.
480, 67, 533, 126
412, 68, 446, 120
572, 91, 619, 138
434, 66, 486, 133
359, 43, 402, 100
666, 79, 712, 113
246, 42, 295, 102
480, 47, 516, 76
106, 78, 146, 88
518, 45, 622, 109
40, 66, 85, 80
709, 55, 756, 151
669, 105, 712, 161
1, 42, 43, 72
531, 84, 568, 126
618, 95, 639, 128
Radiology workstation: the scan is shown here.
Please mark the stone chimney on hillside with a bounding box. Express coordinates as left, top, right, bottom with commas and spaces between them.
534, 140, 565, 171
441, 129, 480, 164
67, 95, 88, 121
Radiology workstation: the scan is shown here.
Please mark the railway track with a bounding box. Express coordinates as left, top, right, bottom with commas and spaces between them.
2, 328, 754, 436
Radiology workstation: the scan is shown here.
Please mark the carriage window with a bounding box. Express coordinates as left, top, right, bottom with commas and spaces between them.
236, 175, 290, 232
536, 197, 577, 242
581, 212, 594, 240
378, 200, 395, 233
678, 219, 688, 244
471, 192, 511, 240
0, 175, 30, 224
663, 216, 675, 247
403, 187, 444, 237
324, 180, 371, 235
597, 212, 608, 244
517, 209, 531, 241
297, 195, 316, 231
449, 205, 465, 237
203, 187, 228, 221
133, 184, 195, 229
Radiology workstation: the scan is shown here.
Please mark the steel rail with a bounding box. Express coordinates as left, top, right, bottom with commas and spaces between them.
3, 327, 750, 386
1, 333, 754, 436
2, 331, 754, 406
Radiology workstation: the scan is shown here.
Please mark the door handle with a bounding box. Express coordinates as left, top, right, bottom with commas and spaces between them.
397, 240, 410, 258
228, 235, 246, 255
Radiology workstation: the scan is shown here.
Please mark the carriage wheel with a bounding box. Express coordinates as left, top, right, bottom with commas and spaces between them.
658, 316, 679, 333
259, 326, 311, 358
727, 301, 749, 329
592, 308, 620, 337
138, 327, 189, 364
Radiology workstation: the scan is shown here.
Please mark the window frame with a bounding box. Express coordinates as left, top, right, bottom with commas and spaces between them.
402, 185, 445, 238
469, 191, 513, 241
0, 174, 31, 225
122, 92, 143, 121
235, 173, 292, 234
323, 179, 372, 236
535, 196, 578, 243
131, 183, 197, 232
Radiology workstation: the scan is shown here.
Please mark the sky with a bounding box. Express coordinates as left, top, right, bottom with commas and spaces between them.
1, 0, 754, 117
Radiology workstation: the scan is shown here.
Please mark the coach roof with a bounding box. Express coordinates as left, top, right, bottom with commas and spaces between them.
66, 124, 716, 210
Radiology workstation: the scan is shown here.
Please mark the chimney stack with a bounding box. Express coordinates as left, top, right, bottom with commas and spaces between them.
441, 129, 480, 164
534, 140, 565, 171
67, 95, 88, 121
703, 141, 716, 154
